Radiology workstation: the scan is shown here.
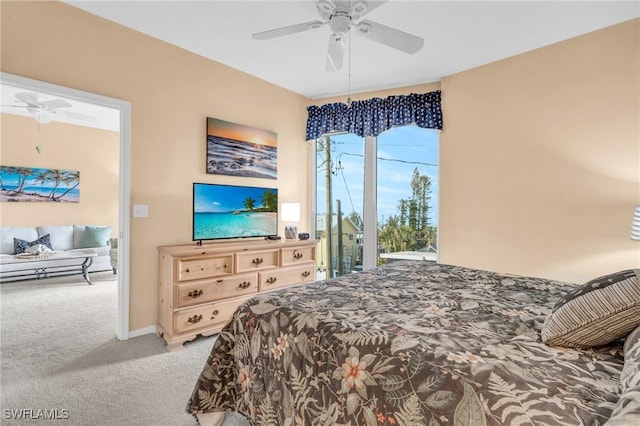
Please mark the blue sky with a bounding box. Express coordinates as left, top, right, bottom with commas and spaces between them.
316, 125, 439, 227
194, 183, 277, 213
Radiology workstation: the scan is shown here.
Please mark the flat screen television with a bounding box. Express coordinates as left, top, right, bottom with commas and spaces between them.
193, 182, 278, 242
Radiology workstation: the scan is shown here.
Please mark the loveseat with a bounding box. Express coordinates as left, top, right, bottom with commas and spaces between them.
0, 225, 113, 282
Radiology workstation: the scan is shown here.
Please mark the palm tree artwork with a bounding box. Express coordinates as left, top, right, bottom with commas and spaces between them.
0, 165, 80, 202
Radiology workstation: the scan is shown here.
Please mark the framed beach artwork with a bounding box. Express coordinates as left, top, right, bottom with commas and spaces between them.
206, 117, 277, 180
0, 165, 80, 203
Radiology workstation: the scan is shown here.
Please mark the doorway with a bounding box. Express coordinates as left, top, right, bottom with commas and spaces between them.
0, 72, 131, 340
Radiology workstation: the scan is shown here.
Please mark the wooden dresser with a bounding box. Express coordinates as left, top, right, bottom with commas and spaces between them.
157, 239, 316, 351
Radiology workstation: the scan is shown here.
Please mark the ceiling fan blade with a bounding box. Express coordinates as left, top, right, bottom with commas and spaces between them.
40, 99, 72, 109
253, 20, 326, 40
15, 92, 39, 106
326, 34, 345, 72
356, 19, 423, 54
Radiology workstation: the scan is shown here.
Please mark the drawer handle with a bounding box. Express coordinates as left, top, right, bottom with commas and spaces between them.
238, 281, 251, 289
266, 277, 277, 284
188, 289, 203, 298
210, 309, 219, 319
216, 279, 224, 283
293, 251, 303, 260
301, 271, 310, 278
252, 257, 264, 266
185, 268, 190, 273
187, 314, 203, 324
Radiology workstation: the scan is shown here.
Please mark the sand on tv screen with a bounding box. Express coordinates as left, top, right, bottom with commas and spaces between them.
192, 183, 278, 241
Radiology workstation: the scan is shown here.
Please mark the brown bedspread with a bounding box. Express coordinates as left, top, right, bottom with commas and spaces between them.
187, 261, 623, 425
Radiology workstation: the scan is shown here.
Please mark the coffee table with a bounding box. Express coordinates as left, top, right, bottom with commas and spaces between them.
0, 250, 98, 284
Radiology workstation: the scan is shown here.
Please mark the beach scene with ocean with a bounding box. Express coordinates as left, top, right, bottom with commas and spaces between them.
1, 166, 80, 203
193, 183, 278, 241
194, 211, 276, 240
206, 117, 277, 180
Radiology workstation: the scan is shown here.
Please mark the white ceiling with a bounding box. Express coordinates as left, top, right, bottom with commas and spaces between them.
2, 0, 638, 130
63, 0, 639, 99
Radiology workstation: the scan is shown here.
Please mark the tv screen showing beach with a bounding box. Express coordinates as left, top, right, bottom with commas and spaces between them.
193, 183, 278, 241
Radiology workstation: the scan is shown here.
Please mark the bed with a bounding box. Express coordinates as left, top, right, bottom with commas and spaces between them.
187, 261, 640, 425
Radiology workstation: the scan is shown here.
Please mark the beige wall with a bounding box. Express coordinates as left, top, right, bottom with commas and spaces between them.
0, 114, 119, 232
1, 1, 310, 330
438, 18, 640, 282
2, 1, 638, 332
312, 20, 639, 283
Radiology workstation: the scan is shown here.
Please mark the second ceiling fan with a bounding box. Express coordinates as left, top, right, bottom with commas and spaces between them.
252, 0, 424, 72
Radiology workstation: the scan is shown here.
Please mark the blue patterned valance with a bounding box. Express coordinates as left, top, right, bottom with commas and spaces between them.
306, 90, 442, 140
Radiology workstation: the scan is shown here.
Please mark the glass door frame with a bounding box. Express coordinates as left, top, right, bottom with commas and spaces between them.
310, 131, 439, 273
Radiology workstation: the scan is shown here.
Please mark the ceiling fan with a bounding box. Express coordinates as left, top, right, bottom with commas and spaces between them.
252, 0, 424, 72
3, 92, 93, 124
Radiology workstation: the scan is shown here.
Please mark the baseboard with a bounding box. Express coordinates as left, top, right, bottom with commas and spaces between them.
127, 325, 156, 339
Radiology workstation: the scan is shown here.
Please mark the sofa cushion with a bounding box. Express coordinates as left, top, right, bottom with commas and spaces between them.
37, 225, 74, 251
13, 234, 52, 254
79, 226, 112, 248
73, 225, 109, 248
1, 227, 38, 255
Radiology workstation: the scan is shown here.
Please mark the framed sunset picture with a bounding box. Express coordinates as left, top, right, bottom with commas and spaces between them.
206, 118, 277, 180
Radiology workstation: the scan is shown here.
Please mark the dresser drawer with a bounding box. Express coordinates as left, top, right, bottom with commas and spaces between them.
280, 245, 316, 266
236, 249, 279, 272
176, 255, 233, 282
174, 296, 251, 334
176, 273, 258, 308
259, 263, 315, 291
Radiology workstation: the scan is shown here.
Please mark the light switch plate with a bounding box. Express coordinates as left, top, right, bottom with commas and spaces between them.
133, 204, 148, 218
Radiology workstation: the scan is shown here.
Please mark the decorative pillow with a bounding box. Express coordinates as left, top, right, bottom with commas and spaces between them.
541, 269, 640, 348
13, 234, 52, 254
37, 225, 74, 250
79, 226, 112, 248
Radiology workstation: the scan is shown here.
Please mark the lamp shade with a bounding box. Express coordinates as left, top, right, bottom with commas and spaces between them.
281, 203, 301, 223
281, 203, 301, 240
632, 205, 640, 241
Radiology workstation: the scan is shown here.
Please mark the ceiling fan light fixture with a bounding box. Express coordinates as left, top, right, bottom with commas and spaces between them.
352, 1, 368, 17
317, 0, 334, 15
357, 21, 372, 35
329, 12, 351, 34
34, 109, 52, 124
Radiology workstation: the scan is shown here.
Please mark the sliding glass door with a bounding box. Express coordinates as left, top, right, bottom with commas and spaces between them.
315, 133, 365, 279
315, 125, 439, 279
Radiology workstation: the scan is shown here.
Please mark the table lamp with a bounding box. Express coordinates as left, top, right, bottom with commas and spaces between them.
281, 202, 301, 240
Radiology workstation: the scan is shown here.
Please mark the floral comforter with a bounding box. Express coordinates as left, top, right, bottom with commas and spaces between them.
187, 261, 624, 425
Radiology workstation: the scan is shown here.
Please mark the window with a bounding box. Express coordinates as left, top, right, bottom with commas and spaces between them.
315, 125, 438, 279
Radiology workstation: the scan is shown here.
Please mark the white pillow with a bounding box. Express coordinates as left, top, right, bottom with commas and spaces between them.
0, 227, 38, 255
38, 225, 74, 251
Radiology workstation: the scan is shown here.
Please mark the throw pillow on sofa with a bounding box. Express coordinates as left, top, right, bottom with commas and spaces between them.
13, 234, 52, 254
79, 226, 112, 248
37, 225, 74, 251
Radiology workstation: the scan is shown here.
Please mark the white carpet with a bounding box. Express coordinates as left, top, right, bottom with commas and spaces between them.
0, 273, 249, 426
